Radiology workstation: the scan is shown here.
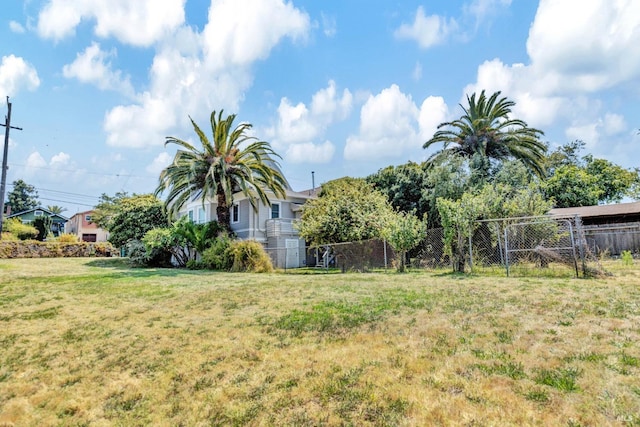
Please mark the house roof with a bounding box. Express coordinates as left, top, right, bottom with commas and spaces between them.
69, 210, 94, 218
549, 201, 640, 219
287, 187, 320, 199
8, 206, 69, 221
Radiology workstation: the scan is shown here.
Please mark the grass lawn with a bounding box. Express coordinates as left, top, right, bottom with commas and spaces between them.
0, 258, 639, 426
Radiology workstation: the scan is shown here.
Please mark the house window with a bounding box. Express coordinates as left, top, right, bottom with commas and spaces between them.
198, 207, 206, 224
271, 203, 280, 219
85, 215, 92, 222
232, 204, 239, 223
188, 210, 194, 222
34, 210, 43, 216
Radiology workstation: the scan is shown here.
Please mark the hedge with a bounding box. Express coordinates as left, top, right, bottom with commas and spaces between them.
0, 241, 116, 259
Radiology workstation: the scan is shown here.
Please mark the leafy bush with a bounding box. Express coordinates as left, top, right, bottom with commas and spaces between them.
621, 250, 633, 266
142, 228, 187, 266
56, 233, 79, 243
199, 235, 233, 270
228, 240, 273, 273
3, 218, 38, 240
126, 239, 171, 267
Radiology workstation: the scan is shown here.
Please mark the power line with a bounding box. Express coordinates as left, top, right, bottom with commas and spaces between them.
7, 162, 156, 179
38, 197, 95, 208
6, 183, 100, 201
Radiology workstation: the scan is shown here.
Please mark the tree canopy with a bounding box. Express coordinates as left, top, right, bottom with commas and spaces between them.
97, 194, 168, 248
297, 178, 395, 246
156, 110, 287, 230
542, 141, 640, 207
7, 180, 39, 214
367, 161, 430, 218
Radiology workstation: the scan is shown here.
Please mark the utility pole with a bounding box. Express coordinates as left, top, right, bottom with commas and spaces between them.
0, 97, 23, 238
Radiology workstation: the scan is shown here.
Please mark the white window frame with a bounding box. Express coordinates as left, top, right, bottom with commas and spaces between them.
85, 215, 92, 222
231, 204, 240, 224
188, 210, 194, 222
34, 210, 43, 217
271, 203, 280, 219
198, 206, 206, 224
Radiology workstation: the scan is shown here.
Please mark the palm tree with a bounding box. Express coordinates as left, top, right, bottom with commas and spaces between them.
156, 110, 288, 231
46, 205, 66, 215
423, 90, 547, 178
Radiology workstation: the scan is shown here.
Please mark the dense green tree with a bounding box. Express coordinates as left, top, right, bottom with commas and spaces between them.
106, 194, 168, 248
424, 90, 547, 179
298, 178, 395, 245
584, 157, 639, 204
543, 141, 639, 207
156, 110, 287, 230
7, 180, 39, 213
543, 166, 601, 208
367, 161, 430, 217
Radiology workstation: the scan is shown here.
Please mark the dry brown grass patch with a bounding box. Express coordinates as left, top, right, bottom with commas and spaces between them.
0, 258, 638, 425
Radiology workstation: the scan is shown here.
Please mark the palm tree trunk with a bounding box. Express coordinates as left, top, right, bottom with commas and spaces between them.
216, 191, 231, 232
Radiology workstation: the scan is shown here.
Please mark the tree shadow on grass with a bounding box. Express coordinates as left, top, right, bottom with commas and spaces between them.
83, 258, 221, 278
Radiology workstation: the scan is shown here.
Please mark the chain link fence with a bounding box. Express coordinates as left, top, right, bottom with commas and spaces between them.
468, 216, 589, 277
305, 240, 395, 272
265, 214, 639, 277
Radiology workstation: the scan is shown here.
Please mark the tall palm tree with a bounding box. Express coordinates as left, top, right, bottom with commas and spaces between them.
423, 90, 547, 178
156, 110, 288, 231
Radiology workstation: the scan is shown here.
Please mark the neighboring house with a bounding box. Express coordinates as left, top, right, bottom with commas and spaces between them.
65, 210, 110, 242
7, 207, 69, 237
181, 186, 319, 268
549, 201, 640, 255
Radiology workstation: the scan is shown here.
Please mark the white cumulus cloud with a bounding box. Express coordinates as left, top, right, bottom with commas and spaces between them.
37, 0, 186, 46
268, 80, 352, 164
527, 0, 640, 92
62, 42, 134, 96
202, 0, 309, 70
345, 85, 420, 161
286, 141, 336, 164
0, 55, 40, 97
103, 0, 310, 149
394, 6, 458, 49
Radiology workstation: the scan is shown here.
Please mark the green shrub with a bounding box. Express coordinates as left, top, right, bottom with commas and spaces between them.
3, 218, 38, 240
142, 228, 186, 266
621, 250, 633, 266
200, 235, 233, 270
126, 240, 150, 266
228, 240, 273, 273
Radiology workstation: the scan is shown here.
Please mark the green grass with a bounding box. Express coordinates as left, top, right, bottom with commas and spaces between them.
0, 257, 639, 426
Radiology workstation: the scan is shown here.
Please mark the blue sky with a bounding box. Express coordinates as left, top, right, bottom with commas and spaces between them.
1, 0, 639, 214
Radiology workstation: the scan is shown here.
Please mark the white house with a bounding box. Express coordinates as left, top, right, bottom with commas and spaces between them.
180, 186, 319, 268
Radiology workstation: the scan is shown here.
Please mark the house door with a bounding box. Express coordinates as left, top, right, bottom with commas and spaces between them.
285, 239, 300, 268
